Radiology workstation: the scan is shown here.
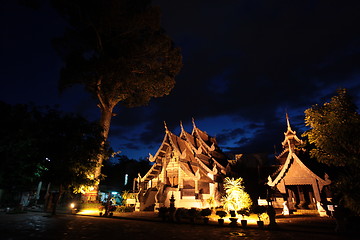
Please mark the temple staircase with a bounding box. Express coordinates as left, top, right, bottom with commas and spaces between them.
140, 188, 158, 211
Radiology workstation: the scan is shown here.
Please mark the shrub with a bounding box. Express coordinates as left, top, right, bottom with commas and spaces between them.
215, 210, 227, 218
200, 208, 212, 217
237, 208, 250, 219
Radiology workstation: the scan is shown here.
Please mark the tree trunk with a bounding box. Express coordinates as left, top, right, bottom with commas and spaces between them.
44, 182, 51, 212
94, 106, 114, 178
51, 184, 63, 216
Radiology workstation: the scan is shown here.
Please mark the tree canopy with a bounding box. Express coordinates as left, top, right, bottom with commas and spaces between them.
39, 108, 111, 194
303, 89, 360, 215
0, 102, 44, 191
0, 102, 111, 206
52, 0, 182, 121
51, 0, 182, 181
101, 155, 151, 191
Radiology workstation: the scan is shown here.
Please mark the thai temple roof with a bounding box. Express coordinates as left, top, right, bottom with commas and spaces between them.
267, 115, 331, 187
142, 120, 228, 183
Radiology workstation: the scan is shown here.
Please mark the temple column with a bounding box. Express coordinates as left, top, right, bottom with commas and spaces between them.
195, 180, 199, 199
313, 180, 321, 202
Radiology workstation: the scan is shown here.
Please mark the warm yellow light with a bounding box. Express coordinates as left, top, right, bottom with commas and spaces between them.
77, 209, 100, 215
209, 213, 268, 225
70, 203, 75, 209
222, 177, 252, 212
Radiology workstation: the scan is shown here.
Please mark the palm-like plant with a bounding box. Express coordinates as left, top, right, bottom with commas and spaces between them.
222, 177, 252, 212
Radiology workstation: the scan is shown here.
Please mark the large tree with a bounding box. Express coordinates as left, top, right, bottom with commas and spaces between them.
0, 103, 110, 211
0, 102, 44, 193
303, 89, 360, 215
39, 109, 111, 214
52, 0, 182, 179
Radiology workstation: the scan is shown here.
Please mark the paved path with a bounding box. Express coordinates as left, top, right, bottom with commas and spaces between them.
0, 210, 355, 240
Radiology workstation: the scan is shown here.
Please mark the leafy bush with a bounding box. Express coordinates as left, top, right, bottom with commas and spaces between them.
200, 208, 212, 217
237, 208, 250, 219
215, 210, 227, 218
188, 208, 200, 218
222, 177, 252, 212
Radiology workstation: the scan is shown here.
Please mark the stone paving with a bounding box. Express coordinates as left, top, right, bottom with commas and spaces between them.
0, 208, 357, 240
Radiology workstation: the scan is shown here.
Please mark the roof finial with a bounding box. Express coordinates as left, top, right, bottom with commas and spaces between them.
192, 117, 196, 128
164, 121, 169, 133
180, 120, 184, 132
286, 112, 291, 131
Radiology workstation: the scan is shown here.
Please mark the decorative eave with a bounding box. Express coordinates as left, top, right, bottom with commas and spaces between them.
180, 126, 199, 153
179, 120, 186, 139
267, 144, 294, 187
178, 159, 214, 183
191, 118, 216, 153
276, 148, 289, 160
281, 132, 303, 147
180, 119, 224, 170
141, 162, 162, 182
193, 155, 216, 175
268, 144, 331, 187
268, 114, 331, 188
193, 128, 216, 153
149, 121, 179, 163
280, 113, 304, 149
168, 132, 183, 156
149, 130, 170, 163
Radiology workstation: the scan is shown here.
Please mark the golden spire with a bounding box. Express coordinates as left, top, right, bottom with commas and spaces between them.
164, 121, 169, 133
286, 112, 291, 131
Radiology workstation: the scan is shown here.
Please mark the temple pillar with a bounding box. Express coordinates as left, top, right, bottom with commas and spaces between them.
194, 179, 199, 199
313, 179, 321, 202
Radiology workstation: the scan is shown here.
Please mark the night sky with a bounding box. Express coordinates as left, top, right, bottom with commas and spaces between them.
1, 0, 360, 160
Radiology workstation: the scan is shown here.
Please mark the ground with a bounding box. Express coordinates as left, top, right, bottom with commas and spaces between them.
0, 208, 356, 240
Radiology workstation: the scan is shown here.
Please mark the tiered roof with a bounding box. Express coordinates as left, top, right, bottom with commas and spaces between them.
267, 115, 330, 187
140, 120, 228, 183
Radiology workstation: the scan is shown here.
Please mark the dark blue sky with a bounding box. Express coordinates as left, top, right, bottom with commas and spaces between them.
1, 0, 360, 160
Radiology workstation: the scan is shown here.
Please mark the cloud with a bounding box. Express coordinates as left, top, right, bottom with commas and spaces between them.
106, 1, 360, 159
3, 1, 360, 160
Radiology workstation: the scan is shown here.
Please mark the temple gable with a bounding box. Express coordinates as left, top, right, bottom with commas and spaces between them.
267, 115, 331, 215
135, 120, 228, 211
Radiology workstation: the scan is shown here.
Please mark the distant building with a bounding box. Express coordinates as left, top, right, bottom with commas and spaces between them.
267, 115, 331, 216
134, 120, 229, 211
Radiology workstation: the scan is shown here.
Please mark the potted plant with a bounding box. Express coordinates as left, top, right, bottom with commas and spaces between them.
228, 209, 238, 227
237, 208, 250, 227
200, 208, 212, 224
252, 205, 267, 228
215, 210, 227, 225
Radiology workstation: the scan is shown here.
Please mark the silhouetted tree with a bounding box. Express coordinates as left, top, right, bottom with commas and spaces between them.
0, 102, 111, 213
39, 109, 112, 214
303, 89, 360, 215
0, 102, 44, 193
102, 155, 151, 191
51, 0, 182, 179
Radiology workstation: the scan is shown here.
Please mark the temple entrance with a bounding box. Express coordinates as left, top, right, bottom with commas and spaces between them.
286, 185, 316, 210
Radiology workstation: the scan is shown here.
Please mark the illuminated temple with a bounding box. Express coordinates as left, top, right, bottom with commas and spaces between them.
267, 115, 331, 216
134, 120, 229, 211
